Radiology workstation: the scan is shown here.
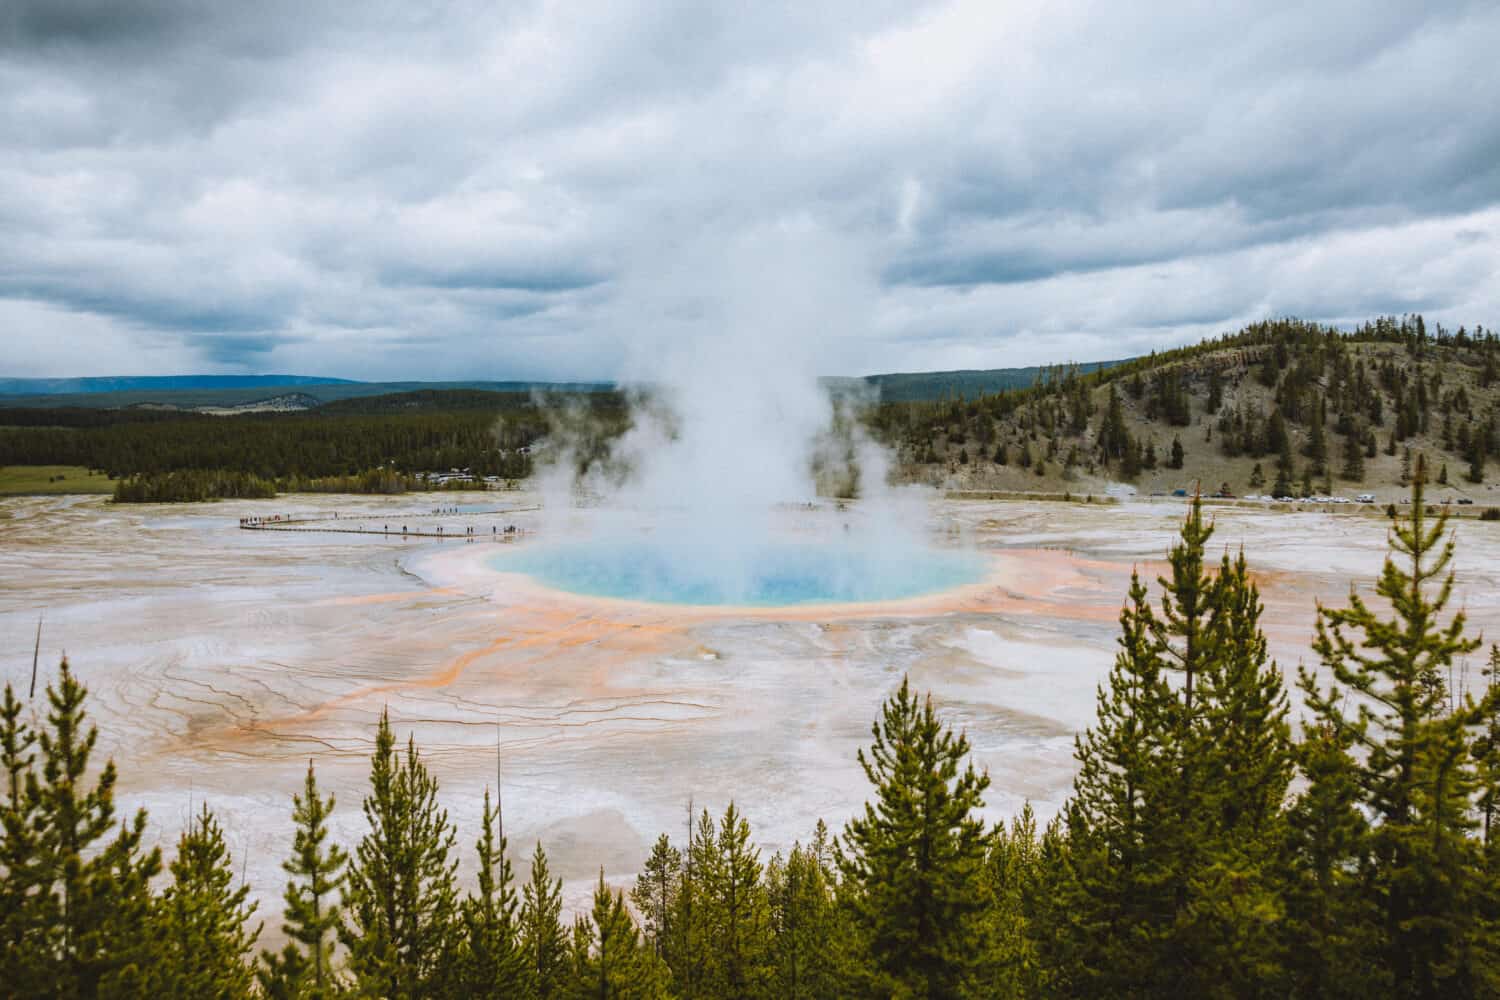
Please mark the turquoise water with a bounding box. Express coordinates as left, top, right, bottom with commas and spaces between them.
491, 539, 986, 606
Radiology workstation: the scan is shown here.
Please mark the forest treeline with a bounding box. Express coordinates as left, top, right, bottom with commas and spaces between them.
0, 392, 629, 499
874, 314, 1500, 490
5, 470, 1500, 997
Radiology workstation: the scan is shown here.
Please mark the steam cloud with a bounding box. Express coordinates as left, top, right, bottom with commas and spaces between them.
521, 221, 971, 605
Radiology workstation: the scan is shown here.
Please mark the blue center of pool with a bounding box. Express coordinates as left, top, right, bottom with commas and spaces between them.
492, 539, 986, 606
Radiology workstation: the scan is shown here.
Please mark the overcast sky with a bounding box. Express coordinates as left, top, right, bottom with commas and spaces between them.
2, 1, 1498, 380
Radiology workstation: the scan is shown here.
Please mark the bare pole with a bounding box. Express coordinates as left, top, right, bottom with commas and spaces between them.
495, 723, 504, 846
29, 611, 43, 699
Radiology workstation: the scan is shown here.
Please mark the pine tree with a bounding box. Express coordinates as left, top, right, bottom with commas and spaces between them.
152, 803, 260, 998
1179, 547, 1294, 988
568, 871, 670, 999
974, 804, 1044, 997
1170, 434, 1185, 469
1307, 394, 1328, 472
630, 834, 680, 963
765, 821, 845, 999
1098, 384, 1130, 462
837, 677, 990, 997
1282, 721, 1382, 998
671, 809, 718, 998
702, 802, 772, 996
1052, 572, 1177, 996
1137, 498, 1232, 990
259, 760, 347, 999
0, 682, 52, 994
1053, 498, 1294, 995
459, 786, 525, 995
340, 710, 459, 998
1299, 464, 1490, 994
1341, 427, 1365, 480
1476, 646, 1500, 860
521, 842, 568, 999
29, 658, 162, 997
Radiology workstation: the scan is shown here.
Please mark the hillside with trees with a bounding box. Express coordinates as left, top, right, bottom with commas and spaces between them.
876, 315, 1500, 502
4, 479, 1500, 996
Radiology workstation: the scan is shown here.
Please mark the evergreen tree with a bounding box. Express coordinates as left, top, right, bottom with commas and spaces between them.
1341, 428, 1366, 481
765, 821, 845, 999
1170, 434, 1185, 469
1476, 646, 1500, 859
28, 659, 162, 997
567, 871, 670, 999
1052, 572, 1177, 996
974, 804, 1044, 997
1098, 384, 1130, 462
1054, 499, 1293, 995
459, 787, 525, 995
1180, 547, 1294, 988
0, 683, 47, 993
1307, 394, 1328, 472
521, 842, 568, 999
1299, 465, 1492, 994
670, 809, 717, 998
630, 834, 680, 963
1282, 721, 1382, 998
837, 677, 990, 997
152, 804, 259, 998
340, 710, 459, 999
259, 760, 347, 1000
702, 802, 773, 996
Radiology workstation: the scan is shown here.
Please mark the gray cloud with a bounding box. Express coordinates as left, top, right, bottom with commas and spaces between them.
1, 0, 1498, 379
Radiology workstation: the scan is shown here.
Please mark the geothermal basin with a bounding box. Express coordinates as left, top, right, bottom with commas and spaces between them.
4, 490, 1500, 930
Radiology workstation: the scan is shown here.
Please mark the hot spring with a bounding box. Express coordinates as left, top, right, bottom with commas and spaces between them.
491, 537, 987, 607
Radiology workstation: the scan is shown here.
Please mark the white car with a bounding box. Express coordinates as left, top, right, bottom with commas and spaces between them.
1357, 493, 1375, 503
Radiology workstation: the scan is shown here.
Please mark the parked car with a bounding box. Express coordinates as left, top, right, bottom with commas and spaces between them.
1357, 493, 1375, 503
1458, 498, 1474, 505
1172, 488, 1188, 497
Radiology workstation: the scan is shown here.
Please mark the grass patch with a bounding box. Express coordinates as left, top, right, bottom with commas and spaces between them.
0, 465, 116, 496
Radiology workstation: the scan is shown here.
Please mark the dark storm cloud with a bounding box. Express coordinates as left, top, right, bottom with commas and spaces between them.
1, 0, 1498, 378
0, 0, 191, 50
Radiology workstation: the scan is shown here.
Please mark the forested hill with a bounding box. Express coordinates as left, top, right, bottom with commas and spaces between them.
851, 359, 1122, 402
875, 315, 1500, 502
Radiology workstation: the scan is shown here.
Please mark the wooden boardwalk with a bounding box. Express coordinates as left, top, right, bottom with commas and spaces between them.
238, 504, 540, 540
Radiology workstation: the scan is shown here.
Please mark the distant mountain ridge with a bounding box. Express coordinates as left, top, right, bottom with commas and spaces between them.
0, 374, 357, 396
0, 363, 1126, 409
0, 379, 615, 410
